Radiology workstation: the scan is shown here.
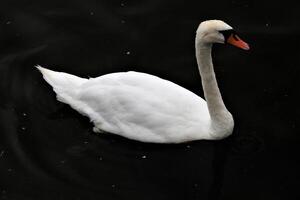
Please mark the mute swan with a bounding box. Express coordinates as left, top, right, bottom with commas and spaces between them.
36, 20, 249, 143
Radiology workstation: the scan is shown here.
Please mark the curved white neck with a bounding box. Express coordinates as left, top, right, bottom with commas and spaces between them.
195, 40, 231, 126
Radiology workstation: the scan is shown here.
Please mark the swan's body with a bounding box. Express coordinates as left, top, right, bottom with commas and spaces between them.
38, 69, 212, 143
37, 20, 249, 143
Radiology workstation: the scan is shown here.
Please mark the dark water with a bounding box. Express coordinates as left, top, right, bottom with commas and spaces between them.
0, 0, 299, 199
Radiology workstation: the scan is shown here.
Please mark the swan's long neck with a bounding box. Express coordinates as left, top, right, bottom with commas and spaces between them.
195, 39, 232, 132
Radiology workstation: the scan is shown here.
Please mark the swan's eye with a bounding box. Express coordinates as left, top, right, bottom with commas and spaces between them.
219, 29, 235, 41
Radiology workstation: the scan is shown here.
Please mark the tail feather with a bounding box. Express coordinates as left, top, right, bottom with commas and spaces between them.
36, 65, 87, 104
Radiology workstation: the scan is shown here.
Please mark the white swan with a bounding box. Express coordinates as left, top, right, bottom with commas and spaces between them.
36, 20, 249, 143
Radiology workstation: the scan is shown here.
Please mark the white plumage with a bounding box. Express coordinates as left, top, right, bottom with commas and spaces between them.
37, 67, 211, 143
37, 20, 249, 143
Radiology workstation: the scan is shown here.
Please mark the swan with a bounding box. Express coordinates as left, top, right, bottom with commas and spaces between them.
36, 20, 249, 143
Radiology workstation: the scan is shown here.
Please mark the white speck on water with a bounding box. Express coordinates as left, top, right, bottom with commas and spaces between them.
0, 151, 4, 157
99, 157, 103, 161
141, 155, 147, 159
186, 145, 191, 149
121, 19, 126, 24
21, 127, 26, 131
90, 12, 94, 16
84, 141, 89, 144
120, 2, 125, 7
7, 168, 12, 172
22, 113, 27, 117
111, 184, 116, 188
265, 23, 269, 27
126, 51, 131, 55
6, 21, 11, 25
60, 160, 66, 164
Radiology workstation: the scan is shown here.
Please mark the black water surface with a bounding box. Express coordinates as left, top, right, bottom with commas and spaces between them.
0, 0, 299, 199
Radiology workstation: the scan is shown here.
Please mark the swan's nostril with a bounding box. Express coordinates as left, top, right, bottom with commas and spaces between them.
233, 34, 239, 41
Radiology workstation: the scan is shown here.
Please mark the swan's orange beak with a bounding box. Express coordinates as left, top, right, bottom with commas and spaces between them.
227, 34, 250, 50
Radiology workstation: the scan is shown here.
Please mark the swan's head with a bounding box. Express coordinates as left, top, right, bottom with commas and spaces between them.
196, 20, 249, 50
